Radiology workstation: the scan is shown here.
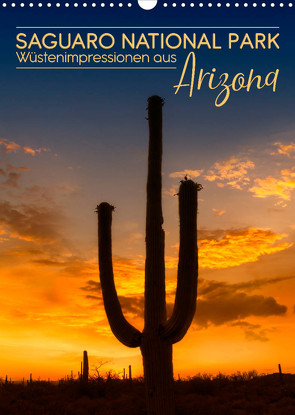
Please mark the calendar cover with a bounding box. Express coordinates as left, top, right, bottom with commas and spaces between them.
0, 1, 294, 414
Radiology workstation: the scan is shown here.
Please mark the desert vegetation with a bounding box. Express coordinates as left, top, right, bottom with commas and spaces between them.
0, 371, 294, 415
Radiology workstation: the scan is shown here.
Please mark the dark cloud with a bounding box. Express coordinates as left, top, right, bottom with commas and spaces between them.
82, 271, 289, 341
195, 277, 288, 328
86, 294, 100, 301
0, 198, 97, 279
90, 287, 286, 337
231, 276, 295, 292
198, 228, 227, 241
2, 172, 21, 188
81, 280, 101, 292
31, 257, 97, 279
0, 200, 65, 243
230, 321, 261, 330
32, 259, 65, 267
230, 321, 273, 342
198, 276, 295, 296
244, 329, 270, 342
6, 164, 30, 172
82, 279, 144, 318
195, 293, 286, 327
118, 295, 144, 318
0, 164, 30, 188
57, 258, 96, 277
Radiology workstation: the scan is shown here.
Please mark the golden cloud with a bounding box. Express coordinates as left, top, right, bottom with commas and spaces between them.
166, 228, 292, 270
271, 141, 295, 157
204, 156, 255, 190
212, 208, 226, 217
23, 146, 51, 156
0, 138, 20, 153
249, 168, 295, 200
198, 228, 292, 269
0, 137, 51, 158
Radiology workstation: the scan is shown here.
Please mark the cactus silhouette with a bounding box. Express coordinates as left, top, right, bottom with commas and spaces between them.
82, 350, 89, 382
97, 96, 199, 415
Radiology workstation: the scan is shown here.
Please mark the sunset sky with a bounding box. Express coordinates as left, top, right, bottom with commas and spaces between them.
0, 5, 294, 381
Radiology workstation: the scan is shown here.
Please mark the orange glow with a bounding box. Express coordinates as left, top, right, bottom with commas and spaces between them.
249, 168, 295, 200
0, 136, 295, 381
198, 228, 292, 269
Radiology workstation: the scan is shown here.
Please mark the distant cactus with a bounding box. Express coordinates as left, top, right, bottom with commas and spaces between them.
82, 350, 89, 382
97, 96, 199, 415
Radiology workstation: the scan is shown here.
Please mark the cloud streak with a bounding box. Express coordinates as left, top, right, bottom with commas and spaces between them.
230, 321, 271, 342
23, 146, 51, 156
271, 141, 295, 157
0, 138, 51, 157
0, 200, 65, 243
0, 138, 20, 153
249, 168, 295, 201
212, 208, 226, 217
198, 228, 292, 269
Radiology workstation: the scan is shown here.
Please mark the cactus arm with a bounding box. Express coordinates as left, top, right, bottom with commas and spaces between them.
161, 179, 198, 344
145, 96, 166, 328
97, 202, 142, 348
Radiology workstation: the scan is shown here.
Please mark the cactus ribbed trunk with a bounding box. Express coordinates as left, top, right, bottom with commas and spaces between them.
140, 96, 174, 414
83, 350, 89, 382
97, 96, 199, 415
141, 333, 174, 414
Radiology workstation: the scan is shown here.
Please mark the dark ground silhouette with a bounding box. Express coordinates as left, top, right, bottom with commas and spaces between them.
0, 372, 294, 415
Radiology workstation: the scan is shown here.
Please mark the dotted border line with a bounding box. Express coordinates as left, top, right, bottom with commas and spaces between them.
1, 2, 294, 8
2, 2, 131, 7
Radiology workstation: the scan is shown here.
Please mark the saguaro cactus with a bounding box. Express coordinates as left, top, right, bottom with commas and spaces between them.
83, 350, 89, 382
97, 96, 199, 415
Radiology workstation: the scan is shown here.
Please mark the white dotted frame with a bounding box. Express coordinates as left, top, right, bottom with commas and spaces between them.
1, 2, 294, 7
